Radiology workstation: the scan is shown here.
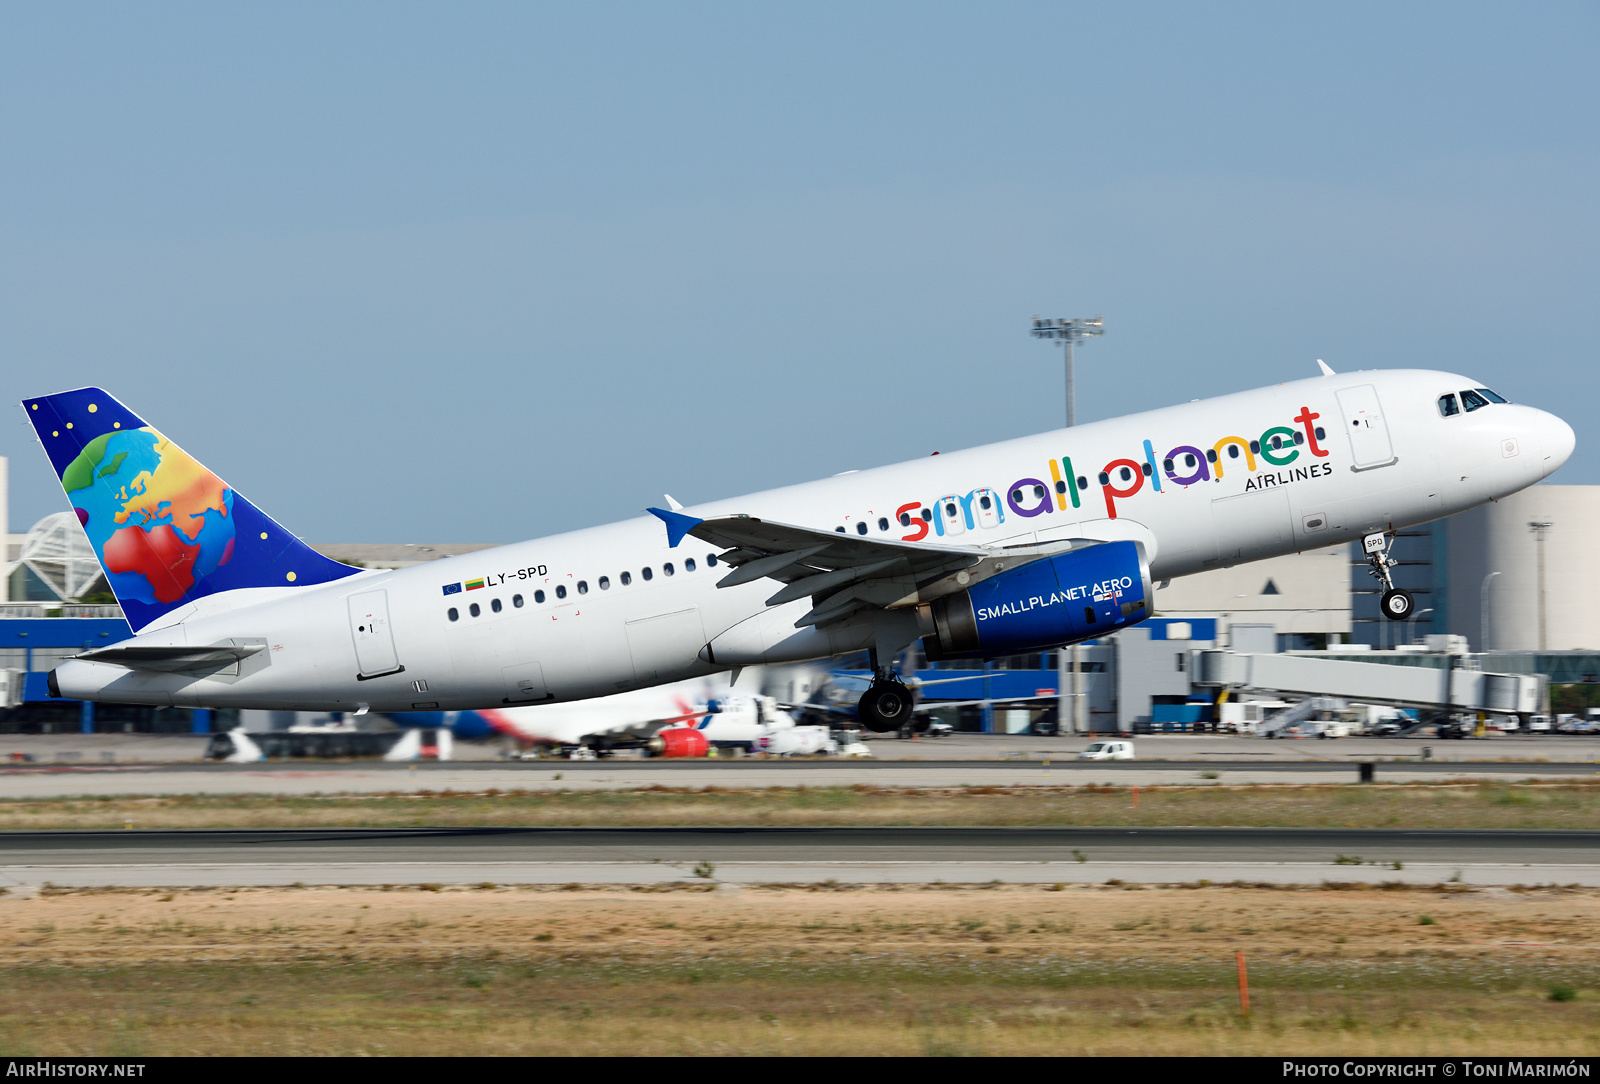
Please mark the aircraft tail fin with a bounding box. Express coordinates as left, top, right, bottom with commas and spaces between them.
21, 387, 361, 631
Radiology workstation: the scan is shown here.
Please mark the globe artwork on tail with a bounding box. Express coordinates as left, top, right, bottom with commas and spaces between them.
62, 427, 237, 606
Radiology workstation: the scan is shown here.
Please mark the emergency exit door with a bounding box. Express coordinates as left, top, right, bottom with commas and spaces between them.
349, 590, 403, 679
1336, 384, 1396, 469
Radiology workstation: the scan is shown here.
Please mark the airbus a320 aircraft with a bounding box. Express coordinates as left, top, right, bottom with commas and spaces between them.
24, 363, 1573, 730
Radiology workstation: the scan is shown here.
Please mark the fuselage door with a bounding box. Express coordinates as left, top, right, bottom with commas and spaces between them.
349, 589, 403, 678
1336, 384, 1396, 468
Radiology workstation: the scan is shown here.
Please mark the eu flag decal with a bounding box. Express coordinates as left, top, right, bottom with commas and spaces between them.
442, 583, 462, 596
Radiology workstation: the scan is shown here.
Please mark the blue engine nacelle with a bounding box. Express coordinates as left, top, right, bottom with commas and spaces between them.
916, 540, 1151, 660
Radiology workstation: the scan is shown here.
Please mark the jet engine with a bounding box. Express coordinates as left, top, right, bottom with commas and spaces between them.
647, 728, 711, 758
916, 540, 1151, 660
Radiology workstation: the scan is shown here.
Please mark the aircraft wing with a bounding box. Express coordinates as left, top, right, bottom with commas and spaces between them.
650, 509, 1001, 629
649, 508, 1092, 630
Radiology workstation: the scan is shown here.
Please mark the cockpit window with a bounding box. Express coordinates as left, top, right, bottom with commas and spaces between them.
1460, 389, 1490, 412
1438, 394, 1459, 417
1477, 388, 1508, 404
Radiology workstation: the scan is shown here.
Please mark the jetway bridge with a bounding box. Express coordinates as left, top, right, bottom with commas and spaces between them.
1193, 650, 1544, 718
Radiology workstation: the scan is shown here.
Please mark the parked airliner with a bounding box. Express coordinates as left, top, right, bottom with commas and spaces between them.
24, 363, 1573, 730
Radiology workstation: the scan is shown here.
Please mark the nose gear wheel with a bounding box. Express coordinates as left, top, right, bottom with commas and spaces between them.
1381, 588, 1415, 620
1362, 532, 1412, 621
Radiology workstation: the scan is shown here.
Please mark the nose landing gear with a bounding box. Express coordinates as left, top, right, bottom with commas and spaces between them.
1363, 532, 1414, 621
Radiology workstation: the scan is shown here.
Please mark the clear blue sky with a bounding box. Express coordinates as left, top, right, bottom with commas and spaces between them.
3, 2, 1595, 542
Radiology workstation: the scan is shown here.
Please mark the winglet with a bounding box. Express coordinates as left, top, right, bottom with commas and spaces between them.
647, 507, 703, 548
1316, 358, 1336, 376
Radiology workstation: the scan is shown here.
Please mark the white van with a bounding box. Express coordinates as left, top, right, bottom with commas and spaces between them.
1078, 740, 1135, 761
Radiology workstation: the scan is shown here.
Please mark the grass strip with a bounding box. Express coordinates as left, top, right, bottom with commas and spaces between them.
0, 956, 1595, 1057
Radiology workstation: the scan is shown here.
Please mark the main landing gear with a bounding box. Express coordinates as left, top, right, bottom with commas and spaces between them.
858, 672, 914, 732
1363, 532, 1414, 621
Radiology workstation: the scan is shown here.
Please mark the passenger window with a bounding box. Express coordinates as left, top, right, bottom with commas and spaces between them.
1461, 389, 1490, 412
1205, 450, 1217, 463
855, 522, 868, 535
1140, 462, 1151, 476
707, 553, 719, 566
491, 597, 502, 613
877, 517, 889, 532
469, 602, 481, 617
1477, 388, 1508, 403
685, 559, 696, 572
1314, 427, 1326, 440
1292, 431, 1304, 445
621, 571, 632, 585
1076, 476, 1088, 490
599, 576, 610, 590
534, 590, 545, 603
447, 607, 459, 622
663, 563, 674, 576
920, 508, 932, 522
1034, 485, 1046, 499
1438, 394, 1459, 417
835, 526, 845, 533
1119, 467, 1133, 482
1249, 440, 1260, 454
1185, 454, 1197, 468
1055, 480, 1067, 494
642, 567, 653, 581
577, 581, 588, 595
1097, 472, 1109, 486
555, 585, 567, 599
945, 503, 957, 518
898, 511, 912, 527
513, 594, 524, 607
1162, 458, 1174, 472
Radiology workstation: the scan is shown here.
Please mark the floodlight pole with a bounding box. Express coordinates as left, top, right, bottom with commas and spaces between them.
1479, 571, 1501, 653
1031, 315, 1104, 429
1031, 315, 1105, 736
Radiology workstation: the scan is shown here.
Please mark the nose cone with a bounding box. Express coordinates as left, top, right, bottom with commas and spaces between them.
1539, 411, 1576, 477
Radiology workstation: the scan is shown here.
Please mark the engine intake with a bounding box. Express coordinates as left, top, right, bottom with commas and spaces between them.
917, 540, 1151, 660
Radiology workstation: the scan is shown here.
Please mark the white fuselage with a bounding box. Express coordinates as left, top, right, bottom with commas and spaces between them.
53, 369, 1573, 712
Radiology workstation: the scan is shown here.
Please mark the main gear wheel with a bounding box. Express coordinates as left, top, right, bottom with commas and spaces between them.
858, 677, 913, 732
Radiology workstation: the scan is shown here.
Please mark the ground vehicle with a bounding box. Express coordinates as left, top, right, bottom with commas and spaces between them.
1078, 740, 1135, 761
1527, 714, 1552, 734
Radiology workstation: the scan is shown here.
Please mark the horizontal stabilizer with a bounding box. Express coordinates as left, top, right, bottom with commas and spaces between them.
76, 643, 264, 673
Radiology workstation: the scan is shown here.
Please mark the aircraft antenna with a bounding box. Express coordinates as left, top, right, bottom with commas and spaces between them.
1030, 315, 1104, 427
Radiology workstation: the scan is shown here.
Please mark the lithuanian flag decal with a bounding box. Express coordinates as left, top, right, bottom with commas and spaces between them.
465, 578, 486, 591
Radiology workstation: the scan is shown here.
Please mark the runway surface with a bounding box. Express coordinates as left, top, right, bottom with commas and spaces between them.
2, 827, 1595, 890
0, 757, 1594, 799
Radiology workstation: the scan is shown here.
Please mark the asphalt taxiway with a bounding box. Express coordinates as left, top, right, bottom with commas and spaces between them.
0, 756, 1594, 800
1, 827, 1595, 890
